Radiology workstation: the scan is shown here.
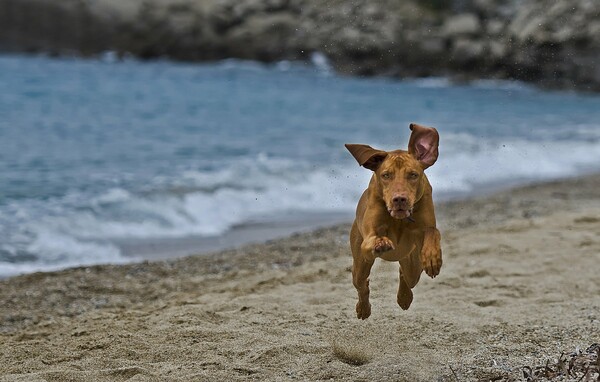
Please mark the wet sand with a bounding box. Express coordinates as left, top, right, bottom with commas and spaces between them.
115, 211, 353, 260
1, 175, 599, 381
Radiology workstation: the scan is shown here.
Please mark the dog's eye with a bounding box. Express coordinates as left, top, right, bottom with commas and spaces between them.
381, 172, 391, 180
408, 172, 419, 179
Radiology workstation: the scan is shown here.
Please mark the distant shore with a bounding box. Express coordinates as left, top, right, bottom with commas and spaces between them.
1, 0, 600, 91
1, 173, 598, 381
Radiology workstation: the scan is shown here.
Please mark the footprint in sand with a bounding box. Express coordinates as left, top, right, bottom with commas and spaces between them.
474, 299, 503, 307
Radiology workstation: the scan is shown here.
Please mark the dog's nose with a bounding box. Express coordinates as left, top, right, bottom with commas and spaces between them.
392, 195, 408, 204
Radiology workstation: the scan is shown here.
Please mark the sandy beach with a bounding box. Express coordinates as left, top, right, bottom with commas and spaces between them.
1, 175, 599, 381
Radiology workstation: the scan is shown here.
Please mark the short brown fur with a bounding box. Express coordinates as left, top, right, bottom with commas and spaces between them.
345, 123, 442, 319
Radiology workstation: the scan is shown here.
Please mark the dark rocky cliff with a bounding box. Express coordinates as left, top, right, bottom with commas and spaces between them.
1, 0, 599, 90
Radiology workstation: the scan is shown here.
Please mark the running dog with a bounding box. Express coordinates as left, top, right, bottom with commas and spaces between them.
345, 123, 442, 319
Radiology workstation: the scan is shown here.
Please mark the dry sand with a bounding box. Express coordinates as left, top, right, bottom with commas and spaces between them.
1, 175, 599, 382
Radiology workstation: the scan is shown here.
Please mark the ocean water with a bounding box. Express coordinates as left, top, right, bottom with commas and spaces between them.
1, 54, 600, 277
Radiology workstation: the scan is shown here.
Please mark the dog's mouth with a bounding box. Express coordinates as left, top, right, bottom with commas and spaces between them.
388, 207, 413, 220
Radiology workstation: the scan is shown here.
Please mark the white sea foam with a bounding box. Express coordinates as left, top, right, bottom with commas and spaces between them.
408, 77, 534, 92
429, 135, 600, 194
310, 52, 333, 74
0, 231, 132, 278
408, 77, 452, 88
3, 133, 599, 278
469, 79, 534, 91
100, 50, 119, 64
30, 163, 369, 241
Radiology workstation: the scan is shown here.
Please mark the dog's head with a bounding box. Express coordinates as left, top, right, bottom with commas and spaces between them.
345, 123, 439, 219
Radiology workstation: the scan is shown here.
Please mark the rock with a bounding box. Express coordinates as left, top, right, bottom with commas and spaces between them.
224, 13, 302, 61
0, 0, 118, 55
508, 10, 545, 42
472, 0, 501, 16
451, 38, 485, 63
486, 19, 504, 36
487, 40, 506, 59
587, 21, 600, 41
420, 38, 446, 56
0, 0, 599, 91
442, 13, 481, 37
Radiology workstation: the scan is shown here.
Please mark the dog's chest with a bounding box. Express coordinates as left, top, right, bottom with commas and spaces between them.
378, 241, 417, 262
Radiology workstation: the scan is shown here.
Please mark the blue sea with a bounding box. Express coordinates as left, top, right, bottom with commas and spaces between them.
1, 54, 599, 277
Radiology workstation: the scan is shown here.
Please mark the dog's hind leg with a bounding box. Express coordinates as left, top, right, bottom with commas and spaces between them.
397, 268, 413, 310
352, 257, 374, 319
396, 230, 423, 310
350, 222, 375, 320
397, 230, 423, 289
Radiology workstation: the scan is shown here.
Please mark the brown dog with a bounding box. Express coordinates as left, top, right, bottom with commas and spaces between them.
345, 123, 442, 319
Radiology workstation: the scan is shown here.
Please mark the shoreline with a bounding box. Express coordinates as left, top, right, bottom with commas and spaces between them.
115, 211, 354, 261
1, 174, 599, 380
1, 172, 598, 279
116, 171, 600, 260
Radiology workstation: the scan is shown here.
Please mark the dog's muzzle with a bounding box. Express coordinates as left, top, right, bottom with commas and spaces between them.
389, 194, 413, 219
388, 207, 413, 219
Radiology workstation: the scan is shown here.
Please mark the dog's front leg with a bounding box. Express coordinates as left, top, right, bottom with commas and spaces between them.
352, 256, 375, 319
361, 230, 395, 255
421, 227, 442, 278
360, 204, 395, 255
411, 189, 442, 278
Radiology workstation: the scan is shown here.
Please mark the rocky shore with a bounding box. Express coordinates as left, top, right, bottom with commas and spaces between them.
1, 0, 600, 90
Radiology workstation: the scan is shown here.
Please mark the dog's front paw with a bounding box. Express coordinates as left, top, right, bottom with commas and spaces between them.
373, 236, 395, 254
421, 244, 442, 278
356, 301, 371, 320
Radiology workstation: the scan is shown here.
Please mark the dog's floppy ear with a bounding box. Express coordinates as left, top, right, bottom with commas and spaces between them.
408, 123, 439, 169
345, 144, 388, 171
